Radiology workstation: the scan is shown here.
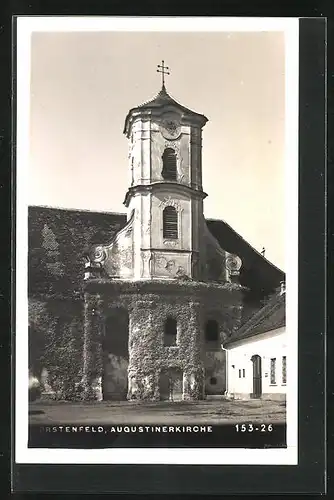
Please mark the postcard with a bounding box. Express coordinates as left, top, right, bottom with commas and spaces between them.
15, 16, 299, 466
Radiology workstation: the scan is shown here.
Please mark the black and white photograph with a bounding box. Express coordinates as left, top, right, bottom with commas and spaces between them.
15, 17, 299, 465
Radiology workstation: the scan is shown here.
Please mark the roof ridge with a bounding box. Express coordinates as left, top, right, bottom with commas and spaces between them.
28, 205, 127, 217
206, 217, 285, 274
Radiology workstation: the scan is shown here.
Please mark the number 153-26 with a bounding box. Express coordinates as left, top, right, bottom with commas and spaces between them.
235, 423, 273, 432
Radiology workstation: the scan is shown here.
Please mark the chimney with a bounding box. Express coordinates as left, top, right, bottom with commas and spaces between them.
280, 281, 286, 295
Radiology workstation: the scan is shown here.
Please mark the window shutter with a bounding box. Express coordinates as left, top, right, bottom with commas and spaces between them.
163, 206, 178, 239
282, 356, 287, 384
162, 148, 177, 181
270, 358, 276, 384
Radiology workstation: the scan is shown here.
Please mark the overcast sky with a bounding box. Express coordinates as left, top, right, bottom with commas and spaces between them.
28, 30, 285, 269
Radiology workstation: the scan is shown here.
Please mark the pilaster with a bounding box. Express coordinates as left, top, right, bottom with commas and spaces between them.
182, 300, 205, 400
127, 299, 160, 400
82, 292, 104, 400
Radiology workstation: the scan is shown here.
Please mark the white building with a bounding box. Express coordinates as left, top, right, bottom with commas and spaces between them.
224, 288, 286, 400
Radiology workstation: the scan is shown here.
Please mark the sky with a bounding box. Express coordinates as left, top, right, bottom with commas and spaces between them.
28, 29, 286, 269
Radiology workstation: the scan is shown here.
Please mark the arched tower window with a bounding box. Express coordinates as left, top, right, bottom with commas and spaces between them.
163, 206, 178, 239
162, 148, 177, 181
164, 317, 177, 346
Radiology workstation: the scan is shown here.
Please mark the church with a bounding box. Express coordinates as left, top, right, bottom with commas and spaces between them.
28, 63, 285, 402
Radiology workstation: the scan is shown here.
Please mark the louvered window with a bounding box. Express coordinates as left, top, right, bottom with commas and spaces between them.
163, 206, 178, 239
282, 356, 287, 384
162, 148, 177, 181
270, 358, 276, 384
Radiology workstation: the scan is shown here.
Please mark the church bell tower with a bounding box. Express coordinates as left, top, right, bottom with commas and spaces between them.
83, 62, 243, 403
122, 60, 208, 281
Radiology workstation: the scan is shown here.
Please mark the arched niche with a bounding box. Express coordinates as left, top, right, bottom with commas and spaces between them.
102, 307, 130, 400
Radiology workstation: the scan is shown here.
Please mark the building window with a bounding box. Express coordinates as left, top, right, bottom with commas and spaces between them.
282, 356, 287, 384
162, 148, 177, 181
163, 206, 178, 239
270, 358, 276, 385
164, 317, 177, 346
210, 377, 217, 385
238, 369, 242, 378
205, 319, 219, 343
242, 369, 245, 378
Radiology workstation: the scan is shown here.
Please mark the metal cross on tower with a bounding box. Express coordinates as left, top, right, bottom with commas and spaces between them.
157, 60, 170, 88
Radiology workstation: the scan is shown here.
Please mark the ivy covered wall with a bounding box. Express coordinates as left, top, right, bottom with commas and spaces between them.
29, 297, 84, 400
79, 280, 243, 402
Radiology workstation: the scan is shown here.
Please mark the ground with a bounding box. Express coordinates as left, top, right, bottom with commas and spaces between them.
29, 398, 286, 425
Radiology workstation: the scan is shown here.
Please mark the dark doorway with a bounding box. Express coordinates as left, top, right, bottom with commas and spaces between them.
251, 354, 262, 398
159, 368, 183, 401
102, 308, 129, 401
28, 325, 44, 381
205, 319, 220, 350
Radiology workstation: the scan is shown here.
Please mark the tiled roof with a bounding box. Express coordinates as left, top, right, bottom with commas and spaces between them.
123, 85, 208, 134
225, 291, 286, 346
206, 218, 285, 294
137, 85, 181, 108
28, 205, 127, 296
137, 85, 203, 115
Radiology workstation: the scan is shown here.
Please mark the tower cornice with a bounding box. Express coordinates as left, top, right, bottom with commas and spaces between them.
123, 182, 208, 208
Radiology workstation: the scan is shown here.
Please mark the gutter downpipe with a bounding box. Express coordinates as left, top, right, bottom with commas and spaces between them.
221, 344, 229, 397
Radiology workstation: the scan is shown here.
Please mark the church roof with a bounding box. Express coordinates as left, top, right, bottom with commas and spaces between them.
28, 205, 284, 301
225, 291, 286, 346
206, 217, 284, 295
123, 85, 208, 135
137, 85, 204, 115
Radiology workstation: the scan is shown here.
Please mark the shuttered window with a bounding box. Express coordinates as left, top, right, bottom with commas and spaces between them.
162, 148, 177, 181
163, 206, 178, 239
282, 356, 287, 384
270, 358, 276, 384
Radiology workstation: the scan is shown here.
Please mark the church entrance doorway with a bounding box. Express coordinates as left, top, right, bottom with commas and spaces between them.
159, 368, 183, 401
251, 354, 262, 398
102, 307, 129, 401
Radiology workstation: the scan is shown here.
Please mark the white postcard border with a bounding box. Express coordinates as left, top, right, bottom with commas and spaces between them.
15, 16, 299, 465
